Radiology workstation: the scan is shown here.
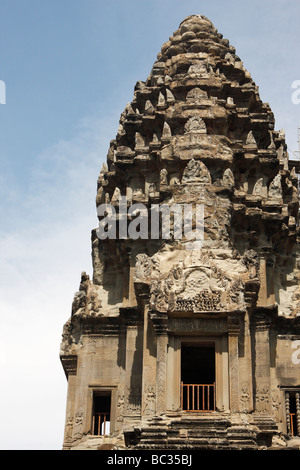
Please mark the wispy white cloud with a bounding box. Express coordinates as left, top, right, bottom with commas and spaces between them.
0, 111, 118, 449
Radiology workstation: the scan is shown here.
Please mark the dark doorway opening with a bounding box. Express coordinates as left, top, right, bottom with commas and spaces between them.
92, 392, 111, 435
181, 343, 215, 411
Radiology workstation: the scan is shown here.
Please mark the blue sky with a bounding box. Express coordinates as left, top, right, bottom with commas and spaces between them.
0, 0, 299, 450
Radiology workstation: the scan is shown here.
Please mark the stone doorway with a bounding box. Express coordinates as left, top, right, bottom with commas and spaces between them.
181, 343, 215, 411
92, 392, 111, 436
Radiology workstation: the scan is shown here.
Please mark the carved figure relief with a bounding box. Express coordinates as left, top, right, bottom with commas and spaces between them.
117, 392, 125, 421
186, 87, 208, 103
184, 116, 207, 134
160, 168, 168, 186
188, 61, 209, 77
150, 258, 245, 313
176, 290, 221, 312
144, 387, 156, 416
134, 254, 152, 281
268, 173, 282, 199
65, 416, 74, 442
240, 386, 250, 412
182, 158, 211, 184
73, 409, 84, 440
255, 387, 270, 414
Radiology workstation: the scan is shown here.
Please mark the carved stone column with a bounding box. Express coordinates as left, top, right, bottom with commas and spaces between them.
266, 255, 275, 306
141, 301, 157, 418
227, 316, 240, 413
122, 309, 143, 419
150, 312, 168, 416
257, 250, 275, 308
252, 310, 272, 414
60, 355, 78, 449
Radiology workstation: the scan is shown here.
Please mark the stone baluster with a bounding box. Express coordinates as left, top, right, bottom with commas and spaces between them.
285, 392, 291, 435
296, 392, 300, 436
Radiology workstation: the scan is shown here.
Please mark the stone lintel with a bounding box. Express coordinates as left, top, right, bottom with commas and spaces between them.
168, 308, 245, 318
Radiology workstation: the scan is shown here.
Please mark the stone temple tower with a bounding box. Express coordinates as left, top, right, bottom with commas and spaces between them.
60, 15, 300, 450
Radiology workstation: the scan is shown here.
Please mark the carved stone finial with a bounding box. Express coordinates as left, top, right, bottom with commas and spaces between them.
268, 173, 282, 199
166, 88, 175, 104
157, 92, 166, 109
162, 121, 172, 139
246, 130, 257, 147
222, 168, 234, 188
160, 168, 168, 186
145, 99, 155, 114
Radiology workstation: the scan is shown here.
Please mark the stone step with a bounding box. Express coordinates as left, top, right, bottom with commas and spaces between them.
133, 413, 279, 450
227, 440, 257, 449
171, 416, 230, 429
187, 438, 229, 446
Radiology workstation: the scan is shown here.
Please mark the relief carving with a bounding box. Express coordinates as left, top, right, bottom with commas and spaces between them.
126, 386, 141, 414
65, 416, 74, 443
240, 386, 250, 412
271, 391, 282, 423
182, 158, 211, 184
134, 253, 152, 281
184, 116, 207, 134
149, 258, 245, 313
242, 249, 259, 279
117, 392, 125, 421
176, 290, 221, 312
188, 61, 209, 77
144, 387, 156, 416
222, 168, 234, 188
255, 386, 270, 414
268, 173, 282, 200
150, 280, 169, 312
186, 87, 208, 103
73, 409, 84, 440
160, 168, 168, 186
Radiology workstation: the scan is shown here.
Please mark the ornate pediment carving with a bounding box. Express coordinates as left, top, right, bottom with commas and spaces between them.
148, 256, 246, 314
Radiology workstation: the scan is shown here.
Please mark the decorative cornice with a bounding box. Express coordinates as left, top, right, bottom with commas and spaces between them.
120, 306, 143, 328
227, 315, 241, 335
80, 316, 122, 336
60, 355, 77, 378
149, 311, 168, 335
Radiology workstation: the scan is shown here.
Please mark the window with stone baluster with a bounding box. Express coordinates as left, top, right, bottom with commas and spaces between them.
285, 389, 300, 437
